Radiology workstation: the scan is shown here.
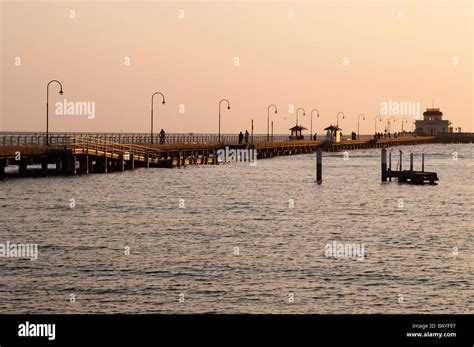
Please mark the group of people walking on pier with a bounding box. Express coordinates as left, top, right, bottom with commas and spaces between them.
374, 131, 413, 140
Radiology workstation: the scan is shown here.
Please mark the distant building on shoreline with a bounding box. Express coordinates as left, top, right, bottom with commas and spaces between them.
415, 107, 451, 136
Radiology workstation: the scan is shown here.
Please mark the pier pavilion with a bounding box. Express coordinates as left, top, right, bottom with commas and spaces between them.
289, 125, 307, 140
415, 108, 450, 136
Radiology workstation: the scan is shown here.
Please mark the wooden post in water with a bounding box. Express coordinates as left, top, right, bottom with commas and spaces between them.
316, 147, 322, 183
82, 155, 89, 174
68, 155, 77, 175
18, 160, 27, 176
55, 157, 61, 174
388, 151, 392, 181
119, 154, 124, 171
399, 150, 403, 172
102, 155, 107, 173
381, 148, 387, 182
0, 159, 5, 178
41, 159, 48, 175
410, 153, 413, 172
398, 150, 403, 181
422, 153, 425, 172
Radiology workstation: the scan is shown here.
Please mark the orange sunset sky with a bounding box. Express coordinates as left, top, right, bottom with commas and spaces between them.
1, 0, 472, 134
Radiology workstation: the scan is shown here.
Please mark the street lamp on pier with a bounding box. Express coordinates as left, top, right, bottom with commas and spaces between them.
387, 116, 396, 134
151, 92, 166, 144
357, 113, 365, 139
375, 115, 382, 135
218, 99, 231, 143
46, 80, 64, 146
310, 109, 319, 138
267, 104, 278, 141
336, 112, 344, 128
296, 108, 305, 125
401, 118, 408, 134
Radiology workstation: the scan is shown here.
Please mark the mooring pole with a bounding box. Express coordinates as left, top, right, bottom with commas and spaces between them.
398, 150, 403, 181
381, 148, 387, 182
410, 153, 414, 172
388, 151, 392, 182
422, 153, 425, 172
316, 147, 322, 183
399, 150, 403, 172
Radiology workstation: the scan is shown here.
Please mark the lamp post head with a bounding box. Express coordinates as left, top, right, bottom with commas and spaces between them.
227, 106, 231, 110
59, 90, 63, 95
274, 110, 278, 114
162, 100, 166, 104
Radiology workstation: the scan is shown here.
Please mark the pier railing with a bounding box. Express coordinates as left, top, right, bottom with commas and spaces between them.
0, 133, 295, 146
68, 135, 164, 162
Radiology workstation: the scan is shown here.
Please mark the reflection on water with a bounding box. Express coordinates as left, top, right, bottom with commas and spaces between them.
0, 144, 472, 313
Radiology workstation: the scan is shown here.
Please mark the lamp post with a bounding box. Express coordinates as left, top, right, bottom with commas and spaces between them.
336, 111, 344, 128
251, 119, 254, 144
401, 117, 407, 134
46, 80, 64, 146
151, 92, 166, 144
387, 116, 396, 134
218, 99, 231, 143
296, 108, 305, 125
310, 109, 319, 138
375, 115, 382, 135
267, 104, 278, 142
357, 113, 365, 139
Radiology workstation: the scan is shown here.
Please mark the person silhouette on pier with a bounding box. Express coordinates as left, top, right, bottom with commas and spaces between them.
244, 130, 249, 144
159, 129, 166, 144
238, 131, 244, 144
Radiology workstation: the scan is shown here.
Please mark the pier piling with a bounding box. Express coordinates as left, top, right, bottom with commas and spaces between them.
41, 159, 48, 175
381, 148, 387, 182
316, 148, 322, 183
0, 159, 6, 178
388, 151, 392, 182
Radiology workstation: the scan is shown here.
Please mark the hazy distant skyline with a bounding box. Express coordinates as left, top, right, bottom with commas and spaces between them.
1, 0, 472, 134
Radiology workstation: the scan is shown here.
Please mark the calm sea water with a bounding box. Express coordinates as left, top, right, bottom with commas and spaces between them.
0, 143, 472, 313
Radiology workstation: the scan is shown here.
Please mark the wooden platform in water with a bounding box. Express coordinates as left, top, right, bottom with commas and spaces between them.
387, 170, 439, 185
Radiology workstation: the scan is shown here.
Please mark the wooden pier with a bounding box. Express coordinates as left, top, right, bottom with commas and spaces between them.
0, 134, 446, 178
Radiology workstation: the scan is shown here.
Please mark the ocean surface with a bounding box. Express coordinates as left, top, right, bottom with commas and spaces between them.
0, 143, 472, 313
